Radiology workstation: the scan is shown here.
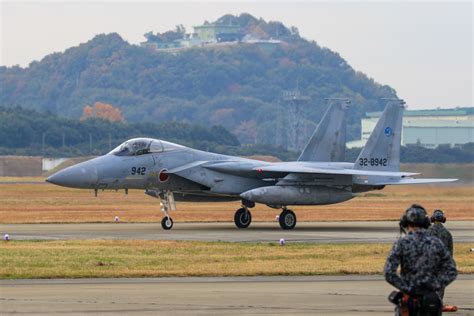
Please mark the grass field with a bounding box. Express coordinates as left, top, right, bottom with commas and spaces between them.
1, 240, 472, 279
0, 178, 472, 223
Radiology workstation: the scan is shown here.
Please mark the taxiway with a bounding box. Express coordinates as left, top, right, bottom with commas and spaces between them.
1, 221, 472, 243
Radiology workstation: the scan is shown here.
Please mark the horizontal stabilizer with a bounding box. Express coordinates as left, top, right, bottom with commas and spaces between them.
369, 178, 458, 185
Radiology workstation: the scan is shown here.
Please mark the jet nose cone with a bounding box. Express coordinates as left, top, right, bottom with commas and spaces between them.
46, 163, 98, 188
46, 173, 63, 185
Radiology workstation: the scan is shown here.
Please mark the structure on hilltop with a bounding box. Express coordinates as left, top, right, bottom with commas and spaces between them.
142, 19, 282, 51
193, 22, 242, 42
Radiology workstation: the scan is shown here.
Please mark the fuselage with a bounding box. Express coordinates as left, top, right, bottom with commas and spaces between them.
46, 138, 381, 205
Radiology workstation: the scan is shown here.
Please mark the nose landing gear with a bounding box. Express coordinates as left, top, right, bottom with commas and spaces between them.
156, 190, 175, 230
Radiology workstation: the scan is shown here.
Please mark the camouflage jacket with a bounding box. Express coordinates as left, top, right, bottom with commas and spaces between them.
427, 223, 454, 256
384, 229, 457, 295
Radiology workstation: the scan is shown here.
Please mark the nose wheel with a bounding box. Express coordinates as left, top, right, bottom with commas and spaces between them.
161, 216, 173, 230
234, 207, 252, 228
279, 208, 296, 230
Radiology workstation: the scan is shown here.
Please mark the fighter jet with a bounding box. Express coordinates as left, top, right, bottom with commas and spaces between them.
46, 99, 456, 230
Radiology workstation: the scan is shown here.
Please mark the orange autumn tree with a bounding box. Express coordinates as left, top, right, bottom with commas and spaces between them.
81, 102, 124, 122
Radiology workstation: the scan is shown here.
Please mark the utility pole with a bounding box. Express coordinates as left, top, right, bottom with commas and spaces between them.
89, 133, 92, 155
42, 132, 47, 157
62, 132, 65, 148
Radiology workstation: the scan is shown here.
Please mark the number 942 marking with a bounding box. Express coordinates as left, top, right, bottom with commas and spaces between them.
358, 158, 388, 167
131, 167, 146, 175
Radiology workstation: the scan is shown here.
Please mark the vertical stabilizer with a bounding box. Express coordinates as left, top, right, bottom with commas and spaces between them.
298, 99, 349, 162
355, 99, 405, 171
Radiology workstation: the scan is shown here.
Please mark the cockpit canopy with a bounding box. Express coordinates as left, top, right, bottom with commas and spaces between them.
110, 138, 184, 156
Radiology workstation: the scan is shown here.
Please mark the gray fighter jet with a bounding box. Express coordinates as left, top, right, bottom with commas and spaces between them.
46, 99, 456, 230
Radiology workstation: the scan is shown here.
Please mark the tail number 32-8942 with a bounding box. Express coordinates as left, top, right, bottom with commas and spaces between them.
358, 158, 388, 167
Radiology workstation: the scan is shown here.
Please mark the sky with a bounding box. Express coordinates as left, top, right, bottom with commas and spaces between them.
1, 1, 472, 109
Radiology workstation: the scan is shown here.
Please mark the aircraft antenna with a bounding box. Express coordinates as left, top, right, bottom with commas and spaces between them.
381, 98, 407, 108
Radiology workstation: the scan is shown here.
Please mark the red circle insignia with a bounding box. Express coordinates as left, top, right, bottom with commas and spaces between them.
158, 169, 169, 182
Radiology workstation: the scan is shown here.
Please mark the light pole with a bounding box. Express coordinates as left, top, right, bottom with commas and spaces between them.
89, 133, 92, 155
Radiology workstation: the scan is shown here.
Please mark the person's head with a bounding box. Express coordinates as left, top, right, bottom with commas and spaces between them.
399, 204, 431, 232
431, 209, 446, 223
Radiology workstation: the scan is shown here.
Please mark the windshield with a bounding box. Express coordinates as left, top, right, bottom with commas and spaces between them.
111, 138, 154, 156
110, 138, 183, 156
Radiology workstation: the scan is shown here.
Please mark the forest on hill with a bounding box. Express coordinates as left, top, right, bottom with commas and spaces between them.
0, 106, 237, 157
0, 13, 397, 149
0, 106, 472, 163
0, 106, 297, 160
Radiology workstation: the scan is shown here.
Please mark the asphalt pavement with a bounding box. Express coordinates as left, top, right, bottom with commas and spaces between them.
2, 221, 472, 315
1, 275, 473, 315
1, 221, 472, 243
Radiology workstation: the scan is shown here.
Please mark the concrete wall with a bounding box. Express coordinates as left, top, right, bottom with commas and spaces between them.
42, 158, 69, 172
0, 156, 42, 177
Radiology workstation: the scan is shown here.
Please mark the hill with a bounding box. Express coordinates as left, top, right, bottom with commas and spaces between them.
0, 13, 397, 148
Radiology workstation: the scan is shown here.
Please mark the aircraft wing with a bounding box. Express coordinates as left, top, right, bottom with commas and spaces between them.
166, 160, 456, 188
253, 164, 419, 178
166, 161, 210, 174
171, 160, 419, 180
166, 160, 268, 190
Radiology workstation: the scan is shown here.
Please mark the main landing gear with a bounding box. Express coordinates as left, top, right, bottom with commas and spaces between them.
233, 201, 298, 230
234, 200, 254, 229
278, 208, 297, 230
234, 207, 252, 228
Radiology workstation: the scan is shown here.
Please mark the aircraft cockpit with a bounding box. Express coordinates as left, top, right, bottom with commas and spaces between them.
110, 138, 183, 156
111, 138, 155, 156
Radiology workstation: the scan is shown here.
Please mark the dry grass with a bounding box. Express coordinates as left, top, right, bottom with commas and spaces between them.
1, 240, 471, 279
0, 178, 472, 223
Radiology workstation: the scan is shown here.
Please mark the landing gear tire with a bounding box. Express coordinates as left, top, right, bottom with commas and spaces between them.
234, 208, 252, 229
161, 217, 173, 230
279, 209, 296, 230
